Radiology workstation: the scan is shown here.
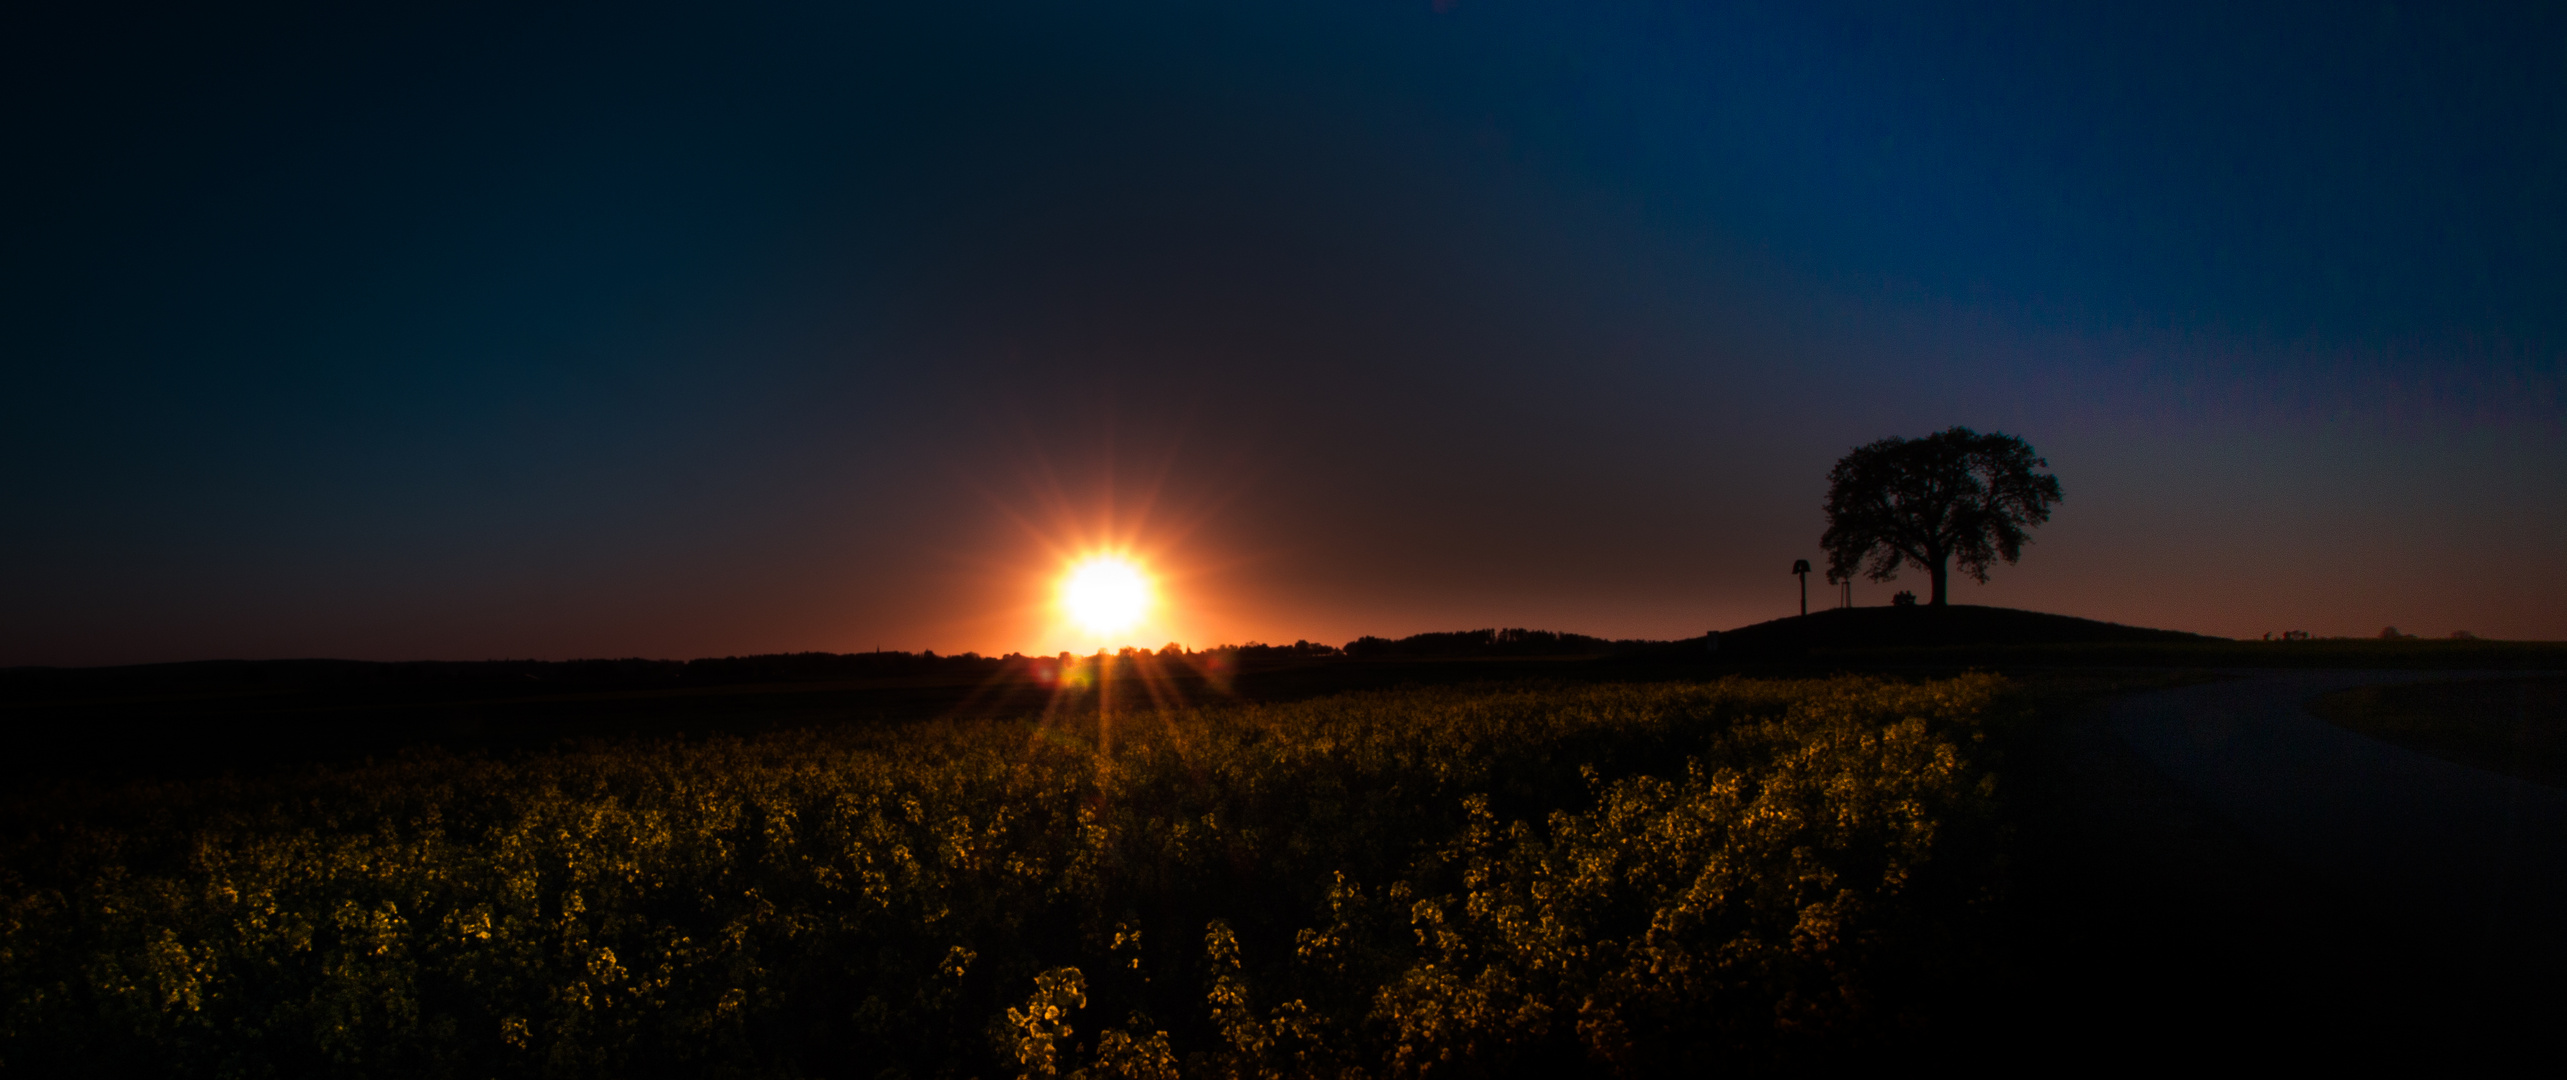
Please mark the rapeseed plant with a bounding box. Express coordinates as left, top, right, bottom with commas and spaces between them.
0, 676, 2005, 1077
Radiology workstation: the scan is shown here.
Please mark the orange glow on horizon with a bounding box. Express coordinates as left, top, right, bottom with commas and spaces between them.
958, 449, 1256, 656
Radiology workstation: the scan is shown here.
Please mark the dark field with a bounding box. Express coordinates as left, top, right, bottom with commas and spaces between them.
6, 613, 2562, 1076
10, 609, 2561, 786
2309, 675, 2567, 789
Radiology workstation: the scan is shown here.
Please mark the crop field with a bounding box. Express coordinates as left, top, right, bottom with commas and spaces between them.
0, 676, 2013, 1078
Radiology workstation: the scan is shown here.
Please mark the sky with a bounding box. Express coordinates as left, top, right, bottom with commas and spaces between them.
4, 0, 2562, 666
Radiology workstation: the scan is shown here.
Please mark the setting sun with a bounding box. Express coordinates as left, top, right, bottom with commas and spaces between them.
1060, 555, 1154, 636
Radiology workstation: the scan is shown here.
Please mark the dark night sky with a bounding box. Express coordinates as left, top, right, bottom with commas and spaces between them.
5, 0, 2562, 665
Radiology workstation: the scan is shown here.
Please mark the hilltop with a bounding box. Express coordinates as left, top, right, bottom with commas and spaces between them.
1713, 604, 2218, 654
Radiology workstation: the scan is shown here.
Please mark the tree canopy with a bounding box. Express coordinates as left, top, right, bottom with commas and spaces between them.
1821, 427, 2062, 606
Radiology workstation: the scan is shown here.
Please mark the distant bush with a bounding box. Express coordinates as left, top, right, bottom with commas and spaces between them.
0, 678, 2008, 1078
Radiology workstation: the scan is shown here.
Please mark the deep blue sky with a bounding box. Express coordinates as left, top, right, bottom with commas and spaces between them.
6, 0, 2562, 664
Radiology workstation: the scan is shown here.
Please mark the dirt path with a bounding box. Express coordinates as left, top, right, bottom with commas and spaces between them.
2107, 670, 2567, 976
1978, 668, 2565, 1069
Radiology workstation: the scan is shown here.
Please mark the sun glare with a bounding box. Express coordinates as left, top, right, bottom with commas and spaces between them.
1061, 556, 1154, 636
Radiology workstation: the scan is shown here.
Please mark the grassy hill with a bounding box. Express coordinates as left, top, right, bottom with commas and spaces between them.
1694, 605, 2566, 671
1715, 604, 2217, 652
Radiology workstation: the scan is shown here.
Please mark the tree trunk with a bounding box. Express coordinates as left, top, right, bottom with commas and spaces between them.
1928, 557, 1949, 606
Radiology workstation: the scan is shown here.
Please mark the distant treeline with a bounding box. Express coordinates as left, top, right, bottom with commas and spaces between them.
0, 652, 1018, 701
1344, 627, 1647, 658
3, 630, 1676, 701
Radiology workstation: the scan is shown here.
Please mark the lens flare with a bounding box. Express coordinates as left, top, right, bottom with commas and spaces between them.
1060, 556, 1153, 636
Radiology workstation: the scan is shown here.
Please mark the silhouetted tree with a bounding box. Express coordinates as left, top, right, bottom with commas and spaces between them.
1821, 427, 2062, 606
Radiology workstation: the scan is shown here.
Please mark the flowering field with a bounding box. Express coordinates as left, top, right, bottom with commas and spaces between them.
0, 676, 2010, 1078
